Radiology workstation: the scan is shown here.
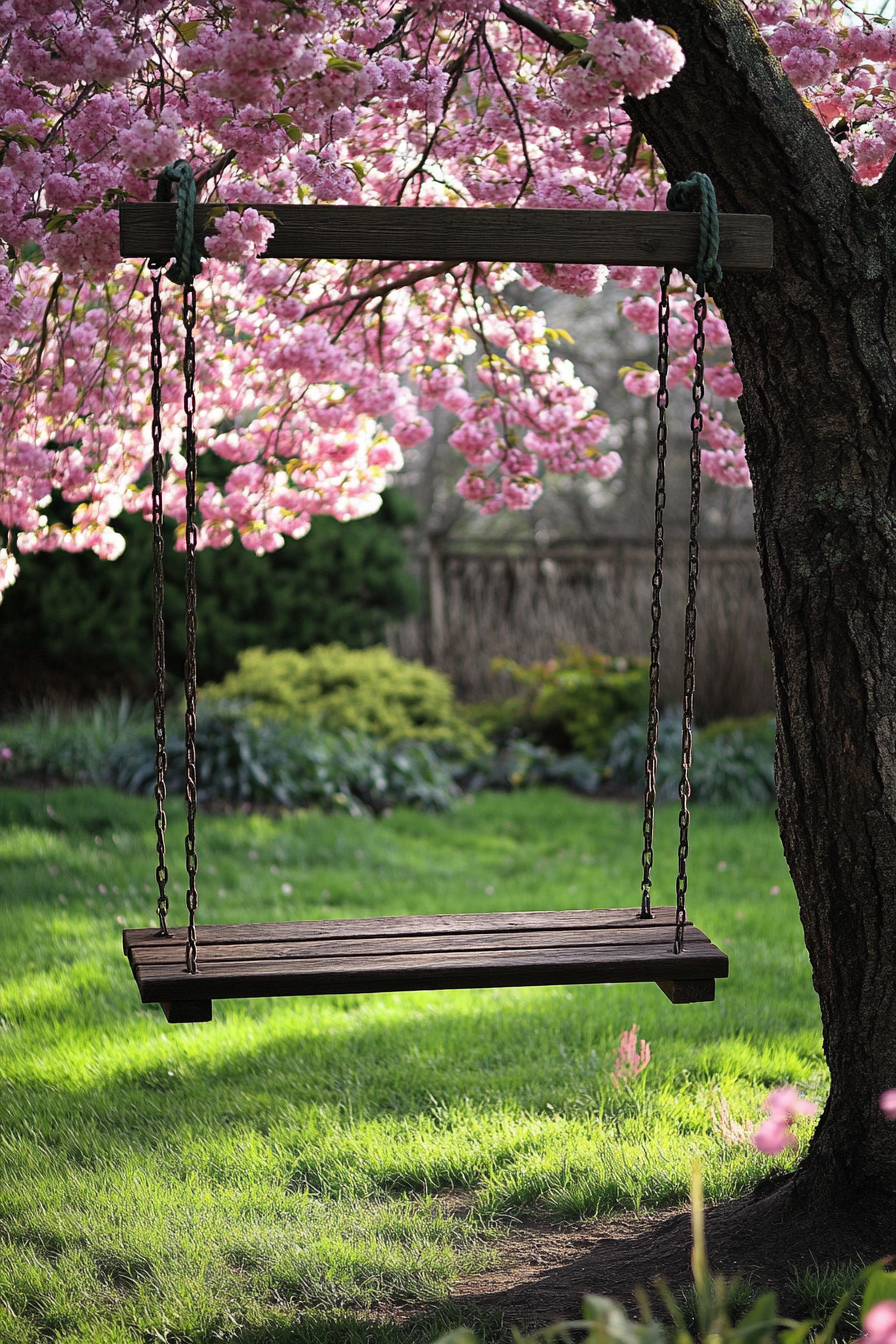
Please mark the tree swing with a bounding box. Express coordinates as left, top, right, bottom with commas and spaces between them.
119, 165, 772, 1022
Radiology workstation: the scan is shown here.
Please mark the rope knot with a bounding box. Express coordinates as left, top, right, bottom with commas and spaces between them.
151, 159, 203, 285
666, 172, 722, 291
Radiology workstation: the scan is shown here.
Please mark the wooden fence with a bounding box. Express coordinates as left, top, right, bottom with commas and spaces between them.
388, 538, 774, 722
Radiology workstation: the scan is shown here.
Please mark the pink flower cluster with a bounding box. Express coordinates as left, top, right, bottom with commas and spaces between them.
751, 1086, 817, 1154
752, 0, 896, 184
864, 1303, 896, 1344
612, 1023, 651, 1089
0, 0, 887, 591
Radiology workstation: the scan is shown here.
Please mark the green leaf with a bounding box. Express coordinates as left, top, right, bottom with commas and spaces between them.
862, 1266, 896, 1318
18, 241, 44, 264
173, 19, 202, 42
559, 30, 588, 47
327, 56, 364, 72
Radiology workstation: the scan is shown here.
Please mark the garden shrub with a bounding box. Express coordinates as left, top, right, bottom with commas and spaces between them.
0, 699, 153, 784
468, 645, 650, 757
604, 712, 776, 807
201, 644, 488, 753
0, 485, 419, 705
0, 700, 458, 814
114, 705, 458, 814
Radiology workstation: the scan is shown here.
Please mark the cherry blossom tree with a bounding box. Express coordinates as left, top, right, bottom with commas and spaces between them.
4, 0, 896, 1249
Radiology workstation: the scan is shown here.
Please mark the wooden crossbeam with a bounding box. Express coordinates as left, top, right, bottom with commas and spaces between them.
119, 203, 773, 269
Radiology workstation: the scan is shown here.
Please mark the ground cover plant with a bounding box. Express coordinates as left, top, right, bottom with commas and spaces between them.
0, 691, 778, 812
0, 786, 821, 1343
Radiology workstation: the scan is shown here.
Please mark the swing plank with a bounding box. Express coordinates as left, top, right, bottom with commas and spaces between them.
119, 204, 773, 270
123, 905, 727, 1021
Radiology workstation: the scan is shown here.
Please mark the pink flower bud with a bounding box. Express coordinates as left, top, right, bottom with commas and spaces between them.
751, 1118, 796, 1155
863, 1301, 896, 1344
879, 1090, 896, 1120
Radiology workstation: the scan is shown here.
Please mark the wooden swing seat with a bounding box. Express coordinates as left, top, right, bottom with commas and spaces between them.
123, 904, 727, 1022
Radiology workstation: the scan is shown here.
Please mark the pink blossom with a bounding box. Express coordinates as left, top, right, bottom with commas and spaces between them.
623, 367, 660, 397
456, 469, 498, 503
879, 1089, 896, 1120
752, 1117, 796, 1155
502, 474, 542, 510
612, 1023, 651, 1089
586, 451, 622, 480
863, 1301, 896, 1344
0, 547, 20, 599
765, 1086, 817, 1123
0, 0, 877, 552
750, 1086, 816, 1154
206, 208, 276, 263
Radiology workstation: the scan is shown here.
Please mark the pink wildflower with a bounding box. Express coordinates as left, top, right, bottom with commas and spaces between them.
750, 1086, 816, 1154
879, 1089, 896, 1120
612, 1023, 651, 1089
863, 1301, 896, 1344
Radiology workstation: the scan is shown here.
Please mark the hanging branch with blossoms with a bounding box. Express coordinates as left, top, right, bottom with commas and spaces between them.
1, 0, 895, 600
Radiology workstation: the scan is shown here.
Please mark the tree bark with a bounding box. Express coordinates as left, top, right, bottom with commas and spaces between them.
605, 0, 896, 1239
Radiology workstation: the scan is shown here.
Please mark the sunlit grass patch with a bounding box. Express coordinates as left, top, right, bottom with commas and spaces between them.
0, 785, 821, 1342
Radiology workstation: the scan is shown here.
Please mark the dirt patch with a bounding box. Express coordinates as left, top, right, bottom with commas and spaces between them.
449, 1185, 890, 1332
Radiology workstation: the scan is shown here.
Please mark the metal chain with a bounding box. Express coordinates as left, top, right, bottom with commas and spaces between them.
150, 270, 171, 938
640, 267, 671, 920
674, 284, 706, 955
182, 277, 200, 975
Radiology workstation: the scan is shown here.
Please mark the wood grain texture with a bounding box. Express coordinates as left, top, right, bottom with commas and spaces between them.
118, 203, 773, 269
123, 905, 686, 953
128, 925, 714, 969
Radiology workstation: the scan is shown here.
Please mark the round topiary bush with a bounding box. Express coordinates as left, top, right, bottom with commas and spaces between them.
201, 644, 486, 753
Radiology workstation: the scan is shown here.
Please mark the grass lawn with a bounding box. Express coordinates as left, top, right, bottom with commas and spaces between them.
0, 786, 822, 1344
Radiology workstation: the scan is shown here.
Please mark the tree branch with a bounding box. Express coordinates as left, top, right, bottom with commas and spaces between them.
610, 0, 848, 220
498, 1, 580, 55
874, 148, 896, 215
195, 150, 236, 196
302, 261, 462, 318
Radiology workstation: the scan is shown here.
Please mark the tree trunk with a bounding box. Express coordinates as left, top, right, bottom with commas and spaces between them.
608, 0, 896, 1239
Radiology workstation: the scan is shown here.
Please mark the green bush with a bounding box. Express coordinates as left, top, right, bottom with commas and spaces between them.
0, 700, 458, 814
0, 485, 419, 705
116, 705, 458, 815
0, 699, 152, 784
604, 712, 776, 807
202, 644, 488, 753
469, 645, 650, 758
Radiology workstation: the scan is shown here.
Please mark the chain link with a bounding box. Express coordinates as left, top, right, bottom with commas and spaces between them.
674, 284, 706, 955
182, 278, 199, 975
150, 270, 171, 938
640, 268, 671, 920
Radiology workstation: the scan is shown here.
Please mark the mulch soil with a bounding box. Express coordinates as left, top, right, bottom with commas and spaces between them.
441, 1186, 890, 1334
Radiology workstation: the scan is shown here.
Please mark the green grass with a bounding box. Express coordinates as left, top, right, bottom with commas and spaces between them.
0, 786, 822, 1343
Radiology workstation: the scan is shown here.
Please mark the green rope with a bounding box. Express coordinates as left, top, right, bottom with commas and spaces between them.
666, 172, 722, 290
151, 159, 203, 284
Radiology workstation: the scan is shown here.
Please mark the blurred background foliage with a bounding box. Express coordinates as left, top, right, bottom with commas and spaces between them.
468, 646, 649, 757
0, 486, 419, 707
202, 644, 486, 754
